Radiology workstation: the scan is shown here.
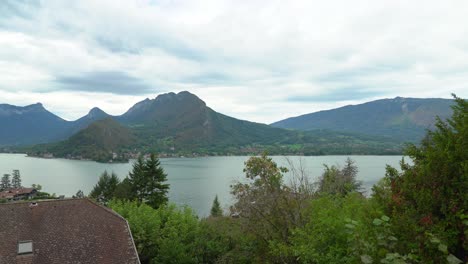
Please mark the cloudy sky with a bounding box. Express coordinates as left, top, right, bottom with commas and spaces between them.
0, 0, 467, 123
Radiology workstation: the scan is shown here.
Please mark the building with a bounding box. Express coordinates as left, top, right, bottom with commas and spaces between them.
0, 188, 37, 201
0, 199, 140, 264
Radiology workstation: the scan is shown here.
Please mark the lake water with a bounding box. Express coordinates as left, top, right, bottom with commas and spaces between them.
0, 154, 405, 217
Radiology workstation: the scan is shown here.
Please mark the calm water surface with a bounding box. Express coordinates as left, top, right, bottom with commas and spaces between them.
0, 154, 405, 216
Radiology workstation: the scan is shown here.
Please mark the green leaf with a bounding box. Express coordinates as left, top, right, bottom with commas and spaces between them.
373, 218, 383, 226
430, 237, 441, 244
381, 215, 390, 222
446, 254, 463, 264
438, 244, 448, 254
360, 254, 373, 264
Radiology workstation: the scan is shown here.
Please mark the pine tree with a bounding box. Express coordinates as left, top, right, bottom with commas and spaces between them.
128, 154, 169, 209
74, 190, 84, 198
128, 155, 146, 202
144, 153, 169, 209
11, 170, 21, 188
89, 171, 120, 204
1, 174, 11, 191
210, 195, 222, 217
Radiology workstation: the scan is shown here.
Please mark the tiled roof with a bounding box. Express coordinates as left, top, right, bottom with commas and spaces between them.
0, 199, 140, 264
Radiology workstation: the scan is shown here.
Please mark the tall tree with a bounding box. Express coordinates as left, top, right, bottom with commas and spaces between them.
143, 153, 169, 209
11, 170, 21, 188
128, 154, 169, 209
381, 95, 467, 263
89, 171, 121, 204
210, 195, 222, 217
318, 158, 362, 196
1, 174, 11, 191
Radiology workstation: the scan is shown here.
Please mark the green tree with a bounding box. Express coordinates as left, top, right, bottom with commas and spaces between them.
113, 178, 134, 200
210, 195, 222, 217
11, 170, 21, 188
109, 200, 200, 264
380, 95, 467, 263
31, 184, 42, 191
74, 190, 85, 198
1, 174, 11, 191
89, 171, 120, 204
230, 153, 313, 262
129, 154, 169, 209
318, 158, 362, 196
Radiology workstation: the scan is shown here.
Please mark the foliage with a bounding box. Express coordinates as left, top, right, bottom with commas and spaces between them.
31, 183, 42, 191
230, 153, 314, 262
89, 171, 120, 204
374, 95, 467, 263
128, 154, 169, 209
210, 195, 223, 217
317, 157, 362, 196
109, 200, 201, 264
11, 170, 21, 188
0, 174, 11, 191
285, 193, 381, 263
74, 190, 85, 198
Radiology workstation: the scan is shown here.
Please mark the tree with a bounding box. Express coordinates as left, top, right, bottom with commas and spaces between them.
31, 184, 42, 191
128, 153, 169, 209
210, 195, 222, 217
89, 171, 120, 204
113, 178, 134, 200
380, 95, 467, 263
11, 170, 21, 188
74, 190, 85, 198
1, 174, 11, 191
318, 158, 362, 196
230, 153, 313, 262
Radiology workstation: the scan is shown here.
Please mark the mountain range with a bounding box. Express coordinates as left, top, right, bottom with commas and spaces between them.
271, 97, 454, 142
0, 92, 455, 161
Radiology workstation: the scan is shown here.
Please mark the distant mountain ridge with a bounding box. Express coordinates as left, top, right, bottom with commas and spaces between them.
271, 97, 454, 142
0, 103, 110, 146
17, 92, 407, 161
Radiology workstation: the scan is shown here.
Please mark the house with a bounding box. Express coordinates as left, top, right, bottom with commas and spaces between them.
0, 188, 37, 201
0, 199, 140, 264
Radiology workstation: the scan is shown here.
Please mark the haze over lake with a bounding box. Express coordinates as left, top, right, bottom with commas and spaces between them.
0, 154, 404, 216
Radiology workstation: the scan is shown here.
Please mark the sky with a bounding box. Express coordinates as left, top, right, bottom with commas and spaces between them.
0, 0, 467, 123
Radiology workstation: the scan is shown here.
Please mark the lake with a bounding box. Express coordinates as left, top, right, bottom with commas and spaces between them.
0, 154, 405, 217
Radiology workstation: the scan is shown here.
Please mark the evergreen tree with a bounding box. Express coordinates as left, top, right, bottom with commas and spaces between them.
1, 174, 11, 191
113, 178, 134, 200
382, 95, 467, 262
210, 195, 223, 217
143, 153, 169, 209
11, 170, 21, 188
128, 155, 146, 202
89, 171, 120, 204
74, 190, 85, 198
128, 154, 169, 209
318, 158, 361, 196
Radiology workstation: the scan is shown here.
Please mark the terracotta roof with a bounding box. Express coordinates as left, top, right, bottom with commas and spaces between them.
0, 188, 36, 199
0, 199, 140, 264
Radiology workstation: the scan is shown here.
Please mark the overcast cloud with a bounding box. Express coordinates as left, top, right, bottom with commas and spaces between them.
0, 0, 467, 122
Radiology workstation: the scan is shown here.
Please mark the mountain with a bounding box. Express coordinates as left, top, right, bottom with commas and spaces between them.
271, 97, 454, 142
29, 118, 136, 162
0, 104, 110, 146
22, 91, 404, 161
69, 107, 111, 134
0, 103, 69, 146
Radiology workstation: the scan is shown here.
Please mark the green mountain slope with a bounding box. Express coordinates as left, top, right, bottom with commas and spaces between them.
25, 92, 410, 161
271, 97, 454, 142
29, 118, 136, 162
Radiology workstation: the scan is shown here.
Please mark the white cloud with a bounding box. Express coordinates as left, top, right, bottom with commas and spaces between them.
0, 0, 467, 123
